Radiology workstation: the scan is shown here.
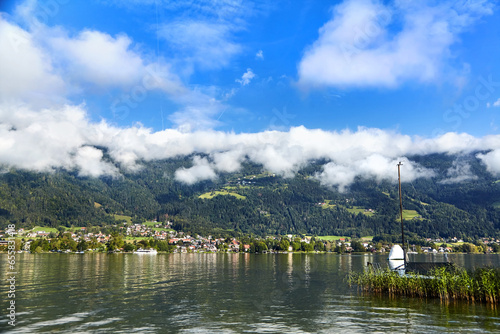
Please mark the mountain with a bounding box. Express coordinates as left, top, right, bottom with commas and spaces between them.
1, 153, 499, 239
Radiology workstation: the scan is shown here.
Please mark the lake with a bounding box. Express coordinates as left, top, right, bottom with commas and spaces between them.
1, 252, 500, 333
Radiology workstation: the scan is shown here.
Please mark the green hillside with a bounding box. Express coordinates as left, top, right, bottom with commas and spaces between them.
199, 190, 246, 200
0, 153, 499, 239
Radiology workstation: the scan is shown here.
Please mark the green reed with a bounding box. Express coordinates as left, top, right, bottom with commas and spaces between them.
348, 265, 500, 304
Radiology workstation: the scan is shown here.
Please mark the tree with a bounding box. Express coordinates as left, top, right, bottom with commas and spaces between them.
50, 239, 61, 251
66, 239, 77, 251
96, 242, 106, 252
132, 216, 145, 225
57, 226, 66, 236
155, 240, 173, 252
254, 241, 268, 253
88, 237, 99, 250
301, 242, 314, 252
138, 239, 150, 249
314, 241, 325, 251
324, 241, 332, 252
351, 240, 366, 253
278, 239, 290, 251
453, 243, 478, 253
30, 240, 39, 253
123, 242, 136, 252
107, 234, 124, 251
77, 239, 88, 251
464, 243, 477, 253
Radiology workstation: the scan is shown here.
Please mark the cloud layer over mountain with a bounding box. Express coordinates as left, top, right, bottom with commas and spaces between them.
1, 101, 500, 190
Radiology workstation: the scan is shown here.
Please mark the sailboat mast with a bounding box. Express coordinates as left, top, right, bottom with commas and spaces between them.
397, 162, 406, 266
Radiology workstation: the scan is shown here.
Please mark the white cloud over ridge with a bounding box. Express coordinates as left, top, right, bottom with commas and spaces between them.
174, 156, 217, 185
1, 101, 500, 189
298, 0, 494, 88
316, 156, 434, 192
477, 150, 500, 176
439, 160, 478, 184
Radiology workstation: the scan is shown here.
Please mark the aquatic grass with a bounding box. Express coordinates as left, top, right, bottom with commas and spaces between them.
472, 267, 500, 304
348, 265, 500, 304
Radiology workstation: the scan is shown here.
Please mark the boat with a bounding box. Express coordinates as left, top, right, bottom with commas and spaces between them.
387, 162, 451, 275
388, 244, 406, 275
133, 248, 158, 254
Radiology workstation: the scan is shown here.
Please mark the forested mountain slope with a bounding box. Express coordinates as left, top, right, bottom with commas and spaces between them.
1, 153, 499, 239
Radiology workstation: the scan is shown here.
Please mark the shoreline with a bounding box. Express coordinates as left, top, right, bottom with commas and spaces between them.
1, 250, 496, 255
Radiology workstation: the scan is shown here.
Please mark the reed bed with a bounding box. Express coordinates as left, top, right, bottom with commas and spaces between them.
348, 265, 500, 304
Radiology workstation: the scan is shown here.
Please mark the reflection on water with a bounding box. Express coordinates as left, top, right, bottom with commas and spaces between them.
1, 253, 499, 333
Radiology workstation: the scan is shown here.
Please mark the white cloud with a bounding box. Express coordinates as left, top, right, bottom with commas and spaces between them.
236, 69, 255, 86
439, 160, 478, 184
160, 20, 241, 70
297, 0, 494, 88
49, 30, 145, 88
168, 104, 222, 132
315, 163, 357, 193
0, 17, 65, 106
174, 156, 217, 185
109, 0, 265, 71
477, 150, 500, 176
167, 86, 227, 131
212, 149, 245, 173
73, 146, 119, 178
256, 50, 264, 59
46, 28, 185, 95
0, 13, 227, 132
413, 132, 482, 155
0, 13, 185, 101
0, 103, 94, 172
493, 98, 500, 107
316, 156, 434, 192
2, 100, 500, 189
110, 0, 261, 22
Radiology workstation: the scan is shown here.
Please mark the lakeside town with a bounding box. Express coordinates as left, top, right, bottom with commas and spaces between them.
2, 220, 500, 254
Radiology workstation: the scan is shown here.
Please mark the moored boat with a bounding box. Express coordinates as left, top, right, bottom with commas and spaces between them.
387, 162, 450, 275
388, 244, 406, 274
133, 248, 158, 254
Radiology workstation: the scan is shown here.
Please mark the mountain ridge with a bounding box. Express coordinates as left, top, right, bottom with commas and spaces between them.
1, 152, 499, 239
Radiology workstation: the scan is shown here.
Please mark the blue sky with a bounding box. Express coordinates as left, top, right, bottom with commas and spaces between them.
1, 0, 500, 187
2, 0, 499, 136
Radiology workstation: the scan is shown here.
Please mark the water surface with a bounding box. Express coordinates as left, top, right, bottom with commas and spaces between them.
1, 253, 499, 333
